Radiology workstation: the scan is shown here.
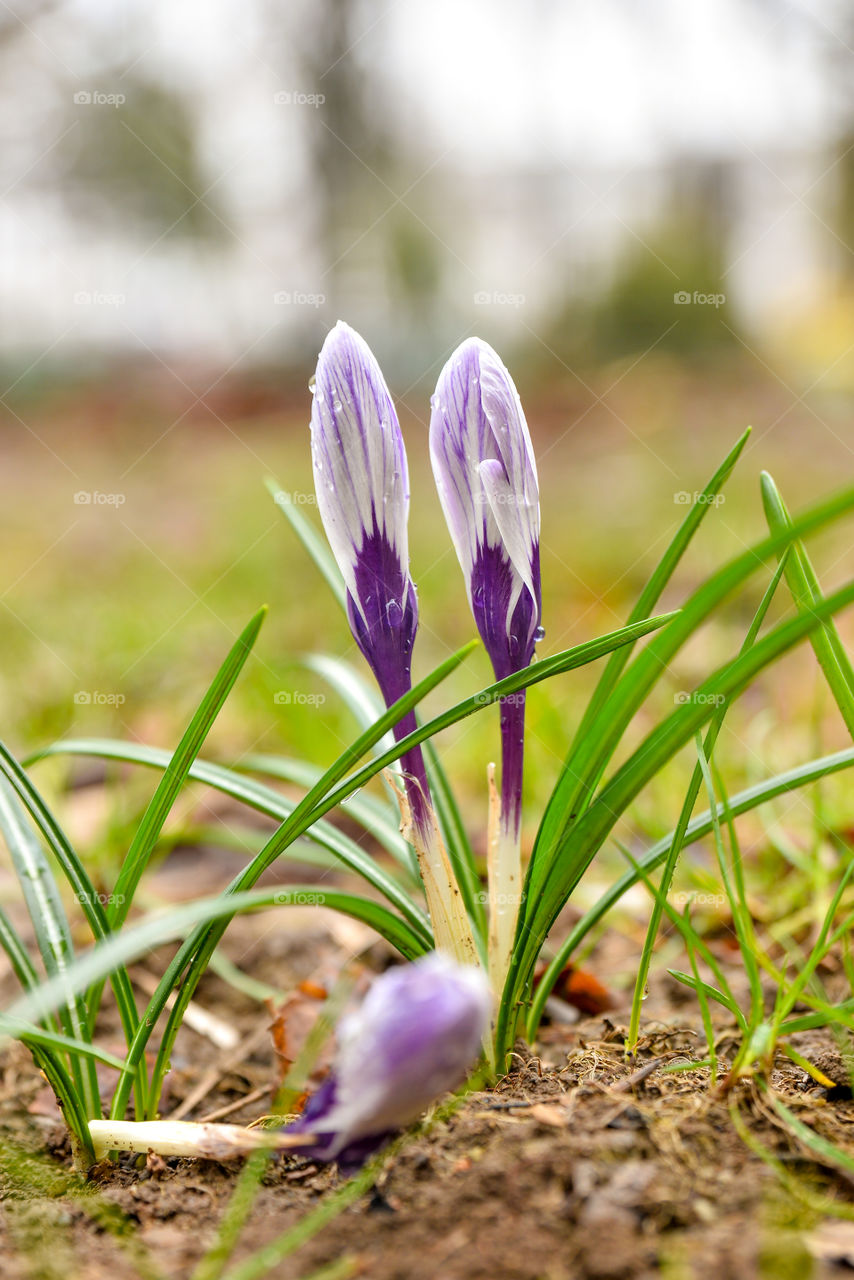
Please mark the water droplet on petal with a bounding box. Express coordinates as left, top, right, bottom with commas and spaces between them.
534, 625, 545, 643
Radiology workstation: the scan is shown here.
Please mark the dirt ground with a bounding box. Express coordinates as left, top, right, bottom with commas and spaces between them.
4, 886, 854, 1280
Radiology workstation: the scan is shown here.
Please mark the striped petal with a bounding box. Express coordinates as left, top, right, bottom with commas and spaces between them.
430, 337, 541, 678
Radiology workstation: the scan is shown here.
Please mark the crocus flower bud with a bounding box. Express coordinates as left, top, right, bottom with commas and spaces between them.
429, 337, 541, 689
286, 953, 491, 1167
310, 320, 418, 710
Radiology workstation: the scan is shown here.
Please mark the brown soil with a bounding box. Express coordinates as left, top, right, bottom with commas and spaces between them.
4, 904, 854, 1280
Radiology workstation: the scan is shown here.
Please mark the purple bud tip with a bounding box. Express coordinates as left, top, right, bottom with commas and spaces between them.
285, 953, 491, 1166
429, 337, 541, 682
310, 321, 418, 706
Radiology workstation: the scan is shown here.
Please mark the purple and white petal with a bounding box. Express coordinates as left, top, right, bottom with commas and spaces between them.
286, 953, 491, 1165
310, 321, 419, 706
430, 337, 541, 679
311, 321, 411, 624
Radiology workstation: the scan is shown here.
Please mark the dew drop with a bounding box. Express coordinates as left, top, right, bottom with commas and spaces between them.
534, 625, 545, 643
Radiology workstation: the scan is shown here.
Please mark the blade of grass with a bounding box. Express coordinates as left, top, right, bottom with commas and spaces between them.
28, 742, 432, 944
622, 554, 786, 1053
502, 569, 854, 1062
567, 427, 750, 783
0, 776, 100, 1117
531, 479, 854, 906
109, 607, 266, 926
7, 884, 428, 1028
0, 740, 145, 1111
0, 1015, 131, 1072
265, 478, 346, 611
543, 744, 854, 1001
769, 1093, 854, 1176
761, 471, 854, 738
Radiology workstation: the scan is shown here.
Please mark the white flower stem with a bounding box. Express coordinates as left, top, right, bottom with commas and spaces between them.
88, 1119, 314, 1162
395, 776, 479, 969
486, 763, 522, 999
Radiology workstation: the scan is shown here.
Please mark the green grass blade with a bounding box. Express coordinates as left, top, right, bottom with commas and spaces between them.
761, 471, 854, 739
26, 1044, 95, 1163
532, 479, 854, 903
29, 740, 432, 945
0, 1015, 131, 1072
620, 554, 785, 1053
109, 607, 266, 926
0, 742, 142, 1045
769, 1094, 854, 1176
668, 971, 744, 1023
0, 905, 42, 993
694, 738, 763, 1017
500, 568, 854, 1062
567, 428, 750, 770
7, 885, 428, 1028
542, 744, 854, 995
0, 777, 100, 1117
265, 477, 346, 610
238, 753, 414, 875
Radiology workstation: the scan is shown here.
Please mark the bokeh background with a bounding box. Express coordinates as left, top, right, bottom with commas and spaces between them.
4, 0, 854, 875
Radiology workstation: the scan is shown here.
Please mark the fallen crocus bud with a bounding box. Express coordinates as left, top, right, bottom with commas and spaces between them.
285, 952, 491, 1167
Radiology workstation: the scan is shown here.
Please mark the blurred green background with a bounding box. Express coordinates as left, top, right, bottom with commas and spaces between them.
3, 0, 854, 885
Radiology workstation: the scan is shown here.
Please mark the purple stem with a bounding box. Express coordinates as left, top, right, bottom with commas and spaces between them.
498, 691, 526, 836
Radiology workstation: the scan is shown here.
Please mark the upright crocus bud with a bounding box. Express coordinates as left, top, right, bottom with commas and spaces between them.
286, 952, 491, 1168
430, 338, 541, 992
310, 322, 478, 967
